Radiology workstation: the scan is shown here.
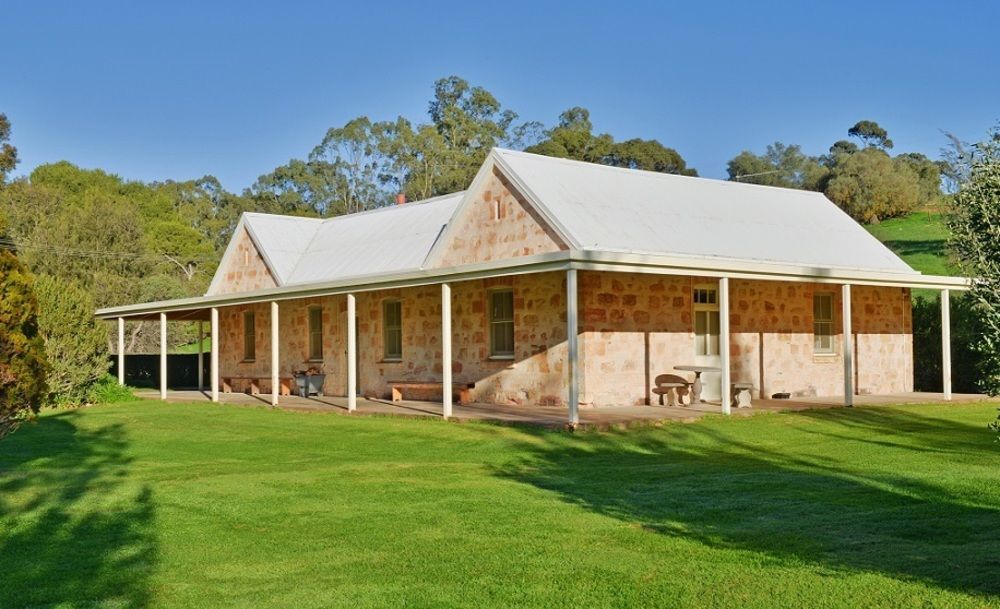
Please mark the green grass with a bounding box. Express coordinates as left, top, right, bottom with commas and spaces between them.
866, 211, 954, 276
174, 337, 211, 354
2, 401, 999, 608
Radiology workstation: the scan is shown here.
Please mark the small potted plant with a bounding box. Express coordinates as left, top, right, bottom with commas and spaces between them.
293, 365, 326, 397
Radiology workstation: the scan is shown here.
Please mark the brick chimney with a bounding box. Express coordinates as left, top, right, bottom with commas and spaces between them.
396, 192, 406, 205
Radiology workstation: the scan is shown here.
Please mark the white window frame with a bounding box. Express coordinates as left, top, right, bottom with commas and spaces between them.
693, 284, 720, 357
813, 292, 836, 355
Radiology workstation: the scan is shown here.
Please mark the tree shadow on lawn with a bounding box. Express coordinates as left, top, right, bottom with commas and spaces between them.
880, 239, 948, 258
493, 407, 1000, 598
0, 410, 157, 609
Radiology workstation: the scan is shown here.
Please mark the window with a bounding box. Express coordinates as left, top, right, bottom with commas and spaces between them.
693, 286, 720, 356
693, 288, 717, 305
242, 311, 255, 361
489, 289, 515, 358
383, 300, 402, 361
814, 293, 835, 354
308, 306, 323, 361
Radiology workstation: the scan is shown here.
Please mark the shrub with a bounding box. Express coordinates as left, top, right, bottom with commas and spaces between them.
86, 374, 135, 404
0, 247, 48, 438
33, 274, 109, 405
911, 293, 985, 393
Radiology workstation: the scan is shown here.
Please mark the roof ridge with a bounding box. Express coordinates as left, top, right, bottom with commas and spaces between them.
494, 147, 828, 196
282, 191, 466, 282
317, 190, 466, 224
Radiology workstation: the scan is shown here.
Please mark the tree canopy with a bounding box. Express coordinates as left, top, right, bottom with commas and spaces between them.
726, 121, 941, 222
947, 126, 1000, 395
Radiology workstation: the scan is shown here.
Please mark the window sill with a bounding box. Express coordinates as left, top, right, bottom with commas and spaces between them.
488, 355, 515, 361
241, 359, 256, 364
380, 359, 403, 364
813, 352, 839, 359
306, 358, 324, 363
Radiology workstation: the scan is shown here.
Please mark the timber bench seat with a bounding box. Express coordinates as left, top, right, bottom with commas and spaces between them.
389, 380, 475, 405
223, 376, 294, 396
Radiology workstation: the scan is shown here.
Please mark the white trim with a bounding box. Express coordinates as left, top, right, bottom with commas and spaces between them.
441, 283, 452, 419
117, 317, 125, 386
271, 301, 280, 407
941, 289, 952, 400
97, 249, 972, 321
206, 216, 282, 295
491, 151, 581, 249
347, 293, 357, 412
566, 269, 580, 427
210, 307, 219, 402
842, 284, 854, 407
719, 277, 731, 415
421, 153, 577, 268
159, 312, 167, 400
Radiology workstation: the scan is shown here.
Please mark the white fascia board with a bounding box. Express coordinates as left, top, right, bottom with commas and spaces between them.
491, 150, 581, 249
241, 216, 284, 286
568, 249, 971, 290
96, 251, 576, 319
205, 215, 247, 296
421, 160, 499, 268
97, 248, 972, 320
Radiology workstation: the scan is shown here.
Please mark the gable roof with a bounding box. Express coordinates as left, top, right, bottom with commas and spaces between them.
491, 148, 917, 275
210, 148, 918, 296
243, 213, 323, 283
214, 192, 463, 292
284, 192, 463, 285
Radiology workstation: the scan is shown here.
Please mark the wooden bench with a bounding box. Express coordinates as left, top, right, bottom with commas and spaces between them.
652, 373, 692, 407
389, 380, 475, 405
223, 376, 294, 396
730, 382, 754, 408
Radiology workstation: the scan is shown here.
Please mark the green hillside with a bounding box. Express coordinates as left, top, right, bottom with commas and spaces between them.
865, 212, 953, 276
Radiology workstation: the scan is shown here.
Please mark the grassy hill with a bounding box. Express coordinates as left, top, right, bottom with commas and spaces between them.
865, 211, 954, 276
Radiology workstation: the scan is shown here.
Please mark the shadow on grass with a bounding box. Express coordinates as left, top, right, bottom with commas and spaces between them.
880, 239, 948, 258
0, 410, 156, 608
494, 407, 1000, 597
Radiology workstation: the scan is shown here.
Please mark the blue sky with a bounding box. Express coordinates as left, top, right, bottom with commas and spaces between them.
5, 0, 998, 191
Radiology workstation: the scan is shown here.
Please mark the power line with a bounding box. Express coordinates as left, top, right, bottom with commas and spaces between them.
0, 238, 220, 263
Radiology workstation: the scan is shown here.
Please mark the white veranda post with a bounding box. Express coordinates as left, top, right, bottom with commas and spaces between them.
941, 289, 952, 400
441, 283, 453, 419
210, 307, 220, 403
271, 301, 280, 407
347, 293, 357, 412
159, 312, 167, 400
567, 269, 580, 427
842, 284, 854, 407
117, 317, 125, 386
719, 277, 731, 415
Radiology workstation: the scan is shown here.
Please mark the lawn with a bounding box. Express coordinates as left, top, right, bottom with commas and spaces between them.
2, 401, 999, 609
866, 211, 954, 277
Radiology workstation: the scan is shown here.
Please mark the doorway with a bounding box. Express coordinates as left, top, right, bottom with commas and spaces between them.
693, 285, 722, 401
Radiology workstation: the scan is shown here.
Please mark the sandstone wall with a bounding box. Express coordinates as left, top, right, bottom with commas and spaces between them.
433, 168, 566, 267
217, 271, 913, 405
209, 228, 277, 295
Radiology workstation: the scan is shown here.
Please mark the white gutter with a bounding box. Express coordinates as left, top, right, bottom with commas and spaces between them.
96, 249, 971, 320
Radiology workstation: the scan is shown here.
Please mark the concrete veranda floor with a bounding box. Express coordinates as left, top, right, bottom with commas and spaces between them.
133, 389, 991, 429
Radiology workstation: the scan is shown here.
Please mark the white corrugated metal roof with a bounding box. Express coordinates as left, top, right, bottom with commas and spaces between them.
494, 148, 917, 275
255, 192, 464, 286
243, 214, 323, 283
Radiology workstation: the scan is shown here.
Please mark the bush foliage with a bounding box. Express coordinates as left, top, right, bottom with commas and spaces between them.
33, 274, 109, 404
947, 128, 1000, 395
0, 247, 48, 438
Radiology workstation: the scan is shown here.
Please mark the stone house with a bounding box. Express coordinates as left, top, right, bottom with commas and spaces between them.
98, 149, 967, 424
